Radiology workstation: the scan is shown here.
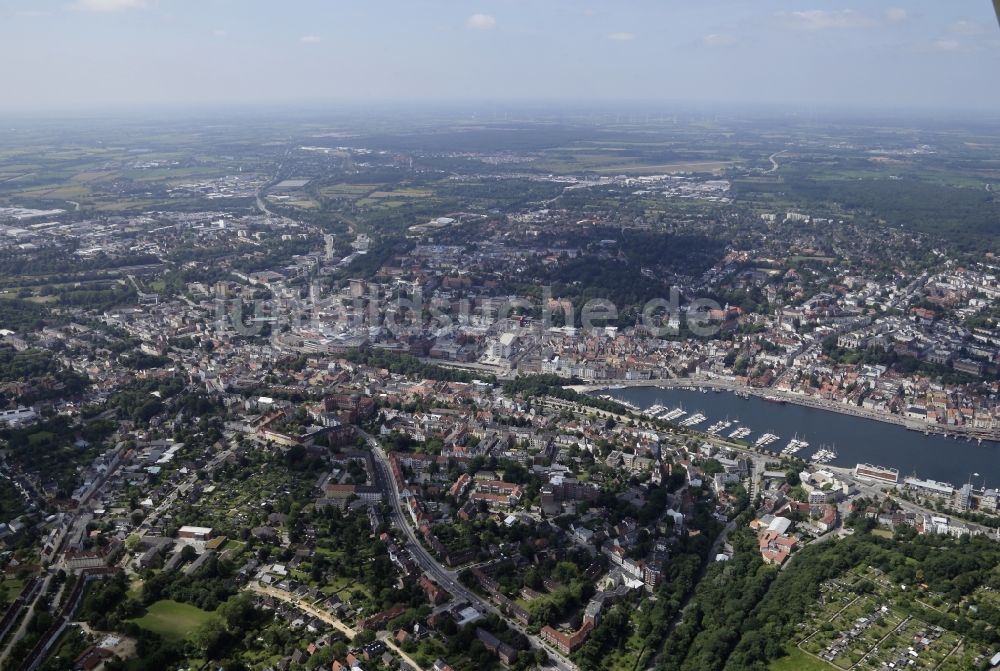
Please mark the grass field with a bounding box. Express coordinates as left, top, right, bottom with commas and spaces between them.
771, 646, 837, 671
129, 599, 218, 641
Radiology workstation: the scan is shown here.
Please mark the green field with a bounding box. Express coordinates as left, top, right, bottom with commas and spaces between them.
771, 647, 837, 671
129, 599, 218, 640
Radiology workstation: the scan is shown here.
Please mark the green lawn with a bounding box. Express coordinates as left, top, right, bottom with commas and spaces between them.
771, 647, 838, 671
129, 599, 218, 641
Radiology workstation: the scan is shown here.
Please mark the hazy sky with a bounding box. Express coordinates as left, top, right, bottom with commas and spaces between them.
1, 0, 998, 113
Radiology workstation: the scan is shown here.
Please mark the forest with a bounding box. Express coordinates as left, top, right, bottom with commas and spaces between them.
643, 521, 1000, 671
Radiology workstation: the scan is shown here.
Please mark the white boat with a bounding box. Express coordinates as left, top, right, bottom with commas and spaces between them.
810, 444, 838, 464
755, 432, 780, 449
680, 413, 706, 427
662, 407, 687, 421
781, 435, 809, 456
706, 421, 726, 435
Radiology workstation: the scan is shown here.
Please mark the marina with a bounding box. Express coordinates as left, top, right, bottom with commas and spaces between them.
679, 412, 707, 428
781, 436, 809, 456
596, 385, 1000, 486
811, 446, 838, 464
661, 407, 688, 421
728, 427, 752, 440
754, 432, 780, 448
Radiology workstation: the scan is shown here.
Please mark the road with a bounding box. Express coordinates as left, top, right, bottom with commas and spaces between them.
362, 431, 578, 671
248, 582, 356, 637
825, 466, 999, 538
0, 574, 52, 667
120, 444, 236, 573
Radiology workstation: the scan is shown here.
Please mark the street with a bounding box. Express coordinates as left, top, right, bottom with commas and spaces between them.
363, 431, 579, 671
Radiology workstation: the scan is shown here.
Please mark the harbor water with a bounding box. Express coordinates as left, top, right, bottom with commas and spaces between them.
597, 386, 999, 487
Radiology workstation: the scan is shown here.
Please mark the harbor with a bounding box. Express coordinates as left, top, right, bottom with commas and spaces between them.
594, 385, 999, 487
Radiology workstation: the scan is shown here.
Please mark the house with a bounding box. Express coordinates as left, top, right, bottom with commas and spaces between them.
419, 574, 446, 605
177, 525, 213, 542
137, 546, 163, 569
541, 621, 594, 655
816, 505, 838, 532
758, 530, 797, 566
73, 646, 114, 671
475, 628, 518, 665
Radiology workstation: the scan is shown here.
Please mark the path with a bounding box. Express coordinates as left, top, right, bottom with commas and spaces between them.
644, 518, 738, 670
246, 582, 355, 637
247, 582, 425, 670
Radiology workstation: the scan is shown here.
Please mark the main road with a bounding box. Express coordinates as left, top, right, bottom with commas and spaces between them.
362, 431, 578, 671
825, 465, 999, 539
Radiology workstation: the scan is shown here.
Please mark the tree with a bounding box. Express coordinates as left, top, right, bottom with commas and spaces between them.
192, 619, 229, 659
218, 593, 260, 634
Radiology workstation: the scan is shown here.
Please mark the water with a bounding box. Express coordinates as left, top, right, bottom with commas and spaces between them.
598, 386, 1000, 487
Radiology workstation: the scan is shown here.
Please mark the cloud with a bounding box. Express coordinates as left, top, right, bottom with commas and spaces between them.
779, 9, 873, 31
465, 14, 496, 30
884, 8, 907, 23
300, 35, 322, 44
702, 33, 736, 47
948, 20, 985, 36
607, 32, 636, 41
932, 38, 961, 51
70, 0, 148, 11
213, 29, 228, 38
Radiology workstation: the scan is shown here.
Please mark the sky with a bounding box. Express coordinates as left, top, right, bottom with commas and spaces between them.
0, 0, 998, 113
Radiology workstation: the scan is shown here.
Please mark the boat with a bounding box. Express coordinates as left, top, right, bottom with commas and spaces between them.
662, 407, 687, 421
810, 444, 838, 464
680, 412, 706, 427
706, 419, 733, 436
781, 435, 809, 456
755, 432, 780, 449
728, 427, 752, 440
762, 395, 786, 405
